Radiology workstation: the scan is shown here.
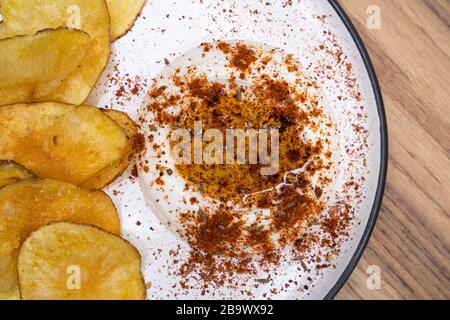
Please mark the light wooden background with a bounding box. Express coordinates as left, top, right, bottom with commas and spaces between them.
335, 0, 450, 300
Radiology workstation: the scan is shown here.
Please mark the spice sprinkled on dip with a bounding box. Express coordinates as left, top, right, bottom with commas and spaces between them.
139, 40, 339, 282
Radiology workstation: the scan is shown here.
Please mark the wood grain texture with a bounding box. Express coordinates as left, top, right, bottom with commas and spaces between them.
335, 0, 450, 300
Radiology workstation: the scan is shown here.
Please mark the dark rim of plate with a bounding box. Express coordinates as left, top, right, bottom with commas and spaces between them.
323, 0, 389, 300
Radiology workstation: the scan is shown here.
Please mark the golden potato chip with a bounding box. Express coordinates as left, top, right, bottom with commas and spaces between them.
0, 28, 90, 106
0, 0, 111, 105
0, 179, 120, 297
0, 161, 34, 189
106, 0, 146, 40
0, 255, 20, 300
18, 223, 145, 300
81, 109, 140, 190
0, 288, 20, 300
0, 102, 128, 185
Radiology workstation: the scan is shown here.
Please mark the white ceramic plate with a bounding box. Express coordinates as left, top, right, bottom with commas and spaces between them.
87, 0, 387, 300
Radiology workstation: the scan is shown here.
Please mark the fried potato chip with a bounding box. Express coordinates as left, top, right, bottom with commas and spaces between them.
106, 0, 146, 40
0, 102, 128, 185
0, 0, 111, 105
0, 179, 120, 297
18, 223, 145, 300
0, 161, 34, 189
0, 28, 90, 106
81, 109, 140, 189
0, 256, 20, 300
0, 287, 20, 300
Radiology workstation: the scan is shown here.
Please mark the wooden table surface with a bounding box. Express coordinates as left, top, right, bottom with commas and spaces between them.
334, 0, 450, 300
